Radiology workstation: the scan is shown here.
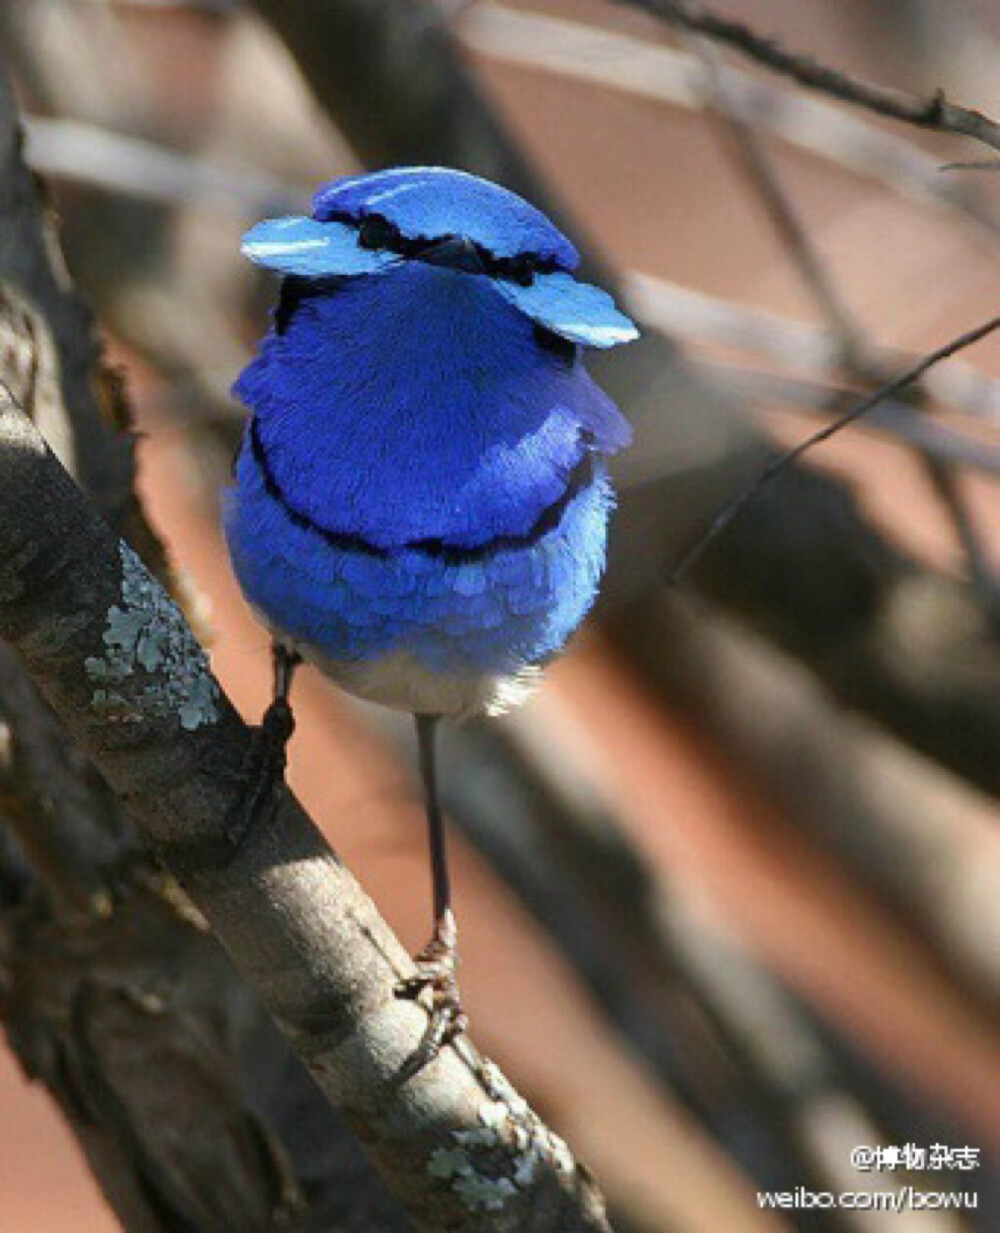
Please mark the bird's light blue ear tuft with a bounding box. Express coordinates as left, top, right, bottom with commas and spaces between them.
241, 216, 398, 278
495, 272, 639, 349
314, 166, 580, 271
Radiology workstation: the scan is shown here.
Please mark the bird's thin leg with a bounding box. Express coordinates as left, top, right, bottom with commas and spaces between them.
268, 642, 301, 733
228, 642, 301, 846
395, 714, 468, 1075
420, 711, 451, 933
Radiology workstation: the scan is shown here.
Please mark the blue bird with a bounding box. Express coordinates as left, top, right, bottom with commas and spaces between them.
225, 166, 637, 1068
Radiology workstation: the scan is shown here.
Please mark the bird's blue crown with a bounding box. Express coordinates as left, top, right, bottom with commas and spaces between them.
313, 166, 579, 271
241, 166, 637, 349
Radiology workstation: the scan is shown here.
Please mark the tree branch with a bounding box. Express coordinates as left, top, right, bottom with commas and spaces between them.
618, 0, 1000, 155
692, 361, 1000, 475
459, 3, 998, 237
603, 589, 1000, 1004
0, 392, 610, 1232
0, 63, 416, 1229
0, 631, 412, 1233
0, 80, 166, 576
677, 41, 1000, 618
22, 115, 300, 215
667, 314, 1000, 581
625, 271, 1000, 428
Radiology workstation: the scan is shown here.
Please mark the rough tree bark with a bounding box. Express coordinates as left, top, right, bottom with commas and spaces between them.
0, 75, 605, 1217
0, 64, 412, 1231
0, 698, 408, 1232
0, 391, 612, 1231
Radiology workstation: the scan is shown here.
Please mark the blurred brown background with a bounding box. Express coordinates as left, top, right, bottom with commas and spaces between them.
1, 1, 998, 1229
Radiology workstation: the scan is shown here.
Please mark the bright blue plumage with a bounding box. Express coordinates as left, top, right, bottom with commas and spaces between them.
235, 264, 627, 548
493, 270, 637, 349
226, 165, 637, 717
313, 166, 579, 270
226, 448, 613, 675
242, 215, 398, 278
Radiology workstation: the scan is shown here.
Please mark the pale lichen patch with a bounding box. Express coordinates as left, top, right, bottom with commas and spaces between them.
453, 1127, 500, 1150
85, 543, 219, 731
428, 1148, 473, 1181
514, 1150, 537, 1187
479, 1101, 507, 1130
453, 1173, 517, 1212
428, 1058, 579, 1213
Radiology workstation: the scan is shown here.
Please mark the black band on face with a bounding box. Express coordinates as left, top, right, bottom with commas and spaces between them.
324, 209, 559, 286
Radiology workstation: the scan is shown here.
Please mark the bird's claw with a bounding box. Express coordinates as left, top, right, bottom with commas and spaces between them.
259, 696, 296, 756
227, 698, 296, 848
395, 917, 468, 1078
395, 974, 468, 1080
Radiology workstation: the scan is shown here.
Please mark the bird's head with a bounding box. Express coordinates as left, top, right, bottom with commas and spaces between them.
241, 166, 638, 350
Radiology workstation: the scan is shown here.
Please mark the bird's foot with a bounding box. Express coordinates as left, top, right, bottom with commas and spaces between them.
395, 911, 468, 1078
227, 697, 296, 848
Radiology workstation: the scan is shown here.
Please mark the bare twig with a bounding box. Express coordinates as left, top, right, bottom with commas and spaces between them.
941, 160, 1000, 172
23, 116, 301, 214
688, 38, 869, 371
669, 314, 1000, 582
459, 4, 998, 236
694, 362, 1000, 477
89, 0, 237, 8
618, 0, 1000, 156
686, 38, 1000, 617
625, 271, 1000, 425
922, 460, 1000, 620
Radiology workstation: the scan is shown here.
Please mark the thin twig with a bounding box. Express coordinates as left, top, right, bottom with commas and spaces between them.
614, 358, 1000, 489
459, 4, 998, 237
669, 314, 1000, 583
918, 440, 1000, 624
923, 460, 1000, 620
688, 38, 870, 372
23, 116, 302, 214
688, 37, 1000, 616
619, 0, 1000, 156
87, 0, 237, 8
625, 271, 1000, 424
693, 362, 1000, 477
940, 160, 1000, 172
